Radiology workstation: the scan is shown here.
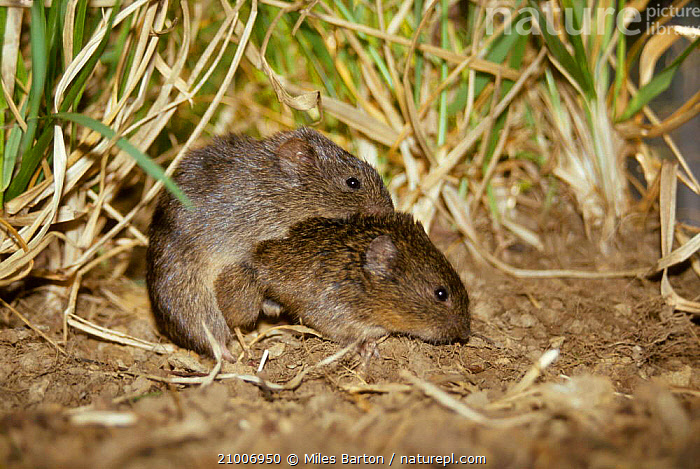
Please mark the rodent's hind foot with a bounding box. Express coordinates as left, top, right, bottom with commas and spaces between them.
199, 319, 237, 363
261, 299, 283, 317
356, 339, 381, 370
221, 346, 236, 363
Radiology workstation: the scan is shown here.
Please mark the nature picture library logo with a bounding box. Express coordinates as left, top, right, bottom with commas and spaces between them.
483, 4, 700, 36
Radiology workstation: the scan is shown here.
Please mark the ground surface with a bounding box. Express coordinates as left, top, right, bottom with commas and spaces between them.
1, 221, 699, 469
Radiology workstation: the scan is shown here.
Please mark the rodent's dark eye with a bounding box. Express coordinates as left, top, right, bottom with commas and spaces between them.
434, 287, 449, 302
346, 177, 361, 189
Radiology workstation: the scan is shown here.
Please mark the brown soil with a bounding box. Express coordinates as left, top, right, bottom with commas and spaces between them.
1, 222, 699, 469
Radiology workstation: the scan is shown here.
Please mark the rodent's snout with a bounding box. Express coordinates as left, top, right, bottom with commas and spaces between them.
449, 307, 471, 342
417, 319, 471, 344
363, 202, 394, 216
456, 324, 471, 341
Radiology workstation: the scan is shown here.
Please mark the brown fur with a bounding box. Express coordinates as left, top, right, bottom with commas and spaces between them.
146, 128, 394, 359
249, 212, 471, 345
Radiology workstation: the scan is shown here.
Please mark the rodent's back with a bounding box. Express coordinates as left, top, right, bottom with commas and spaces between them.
155, 128, 394, 260
253, 213, 471, 344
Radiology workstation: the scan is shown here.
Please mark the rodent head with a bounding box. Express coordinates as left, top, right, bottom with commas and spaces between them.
274, 128, 394, 217
361, 214, 471, 342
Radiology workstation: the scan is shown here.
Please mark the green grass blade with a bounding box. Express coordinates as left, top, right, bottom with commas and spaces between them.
526, 0, 594, 98
17, 0, 47, 160
545, 68, 562, 110
486, 183, 500, 223
1, 125, 22, 193
618, 37, 700, 122
73, 0, 89, 57
5, 124, 53, 199
53, 112, 191, 206
6, 0, 49, 201
43, 0, 63, 106
483, 112, 509, 172
612, 0, 627, 118
437, 0, 449, 146
413, 0, 424, 105
368, 46, 394, 90
559, 0, 593, 85
0, 7, 6, 62
508, 24, 528, 69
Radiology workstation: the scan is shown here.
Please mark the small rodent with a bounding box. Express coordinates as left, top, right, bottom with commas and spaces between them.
147, 128, 394, 360
239, 212, 471, 347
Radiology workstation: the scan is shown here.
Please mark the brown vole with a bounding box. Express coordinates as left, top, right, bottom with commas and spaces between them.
239, 212, 471, 348
147, 128, 394, 359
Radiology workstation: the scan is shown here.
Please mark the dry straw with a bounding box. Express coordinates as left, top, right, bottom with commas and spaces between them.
0, 0, 699, 366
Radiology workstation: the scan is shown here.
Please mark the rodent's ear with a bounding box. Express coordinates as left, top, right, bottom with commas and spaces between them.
363, 235, 397, 278
276, 138, 317, 174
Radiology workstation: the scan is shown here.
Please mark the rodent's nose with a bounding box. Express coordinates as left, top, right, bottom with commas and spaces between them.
454, 317, 471, 341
